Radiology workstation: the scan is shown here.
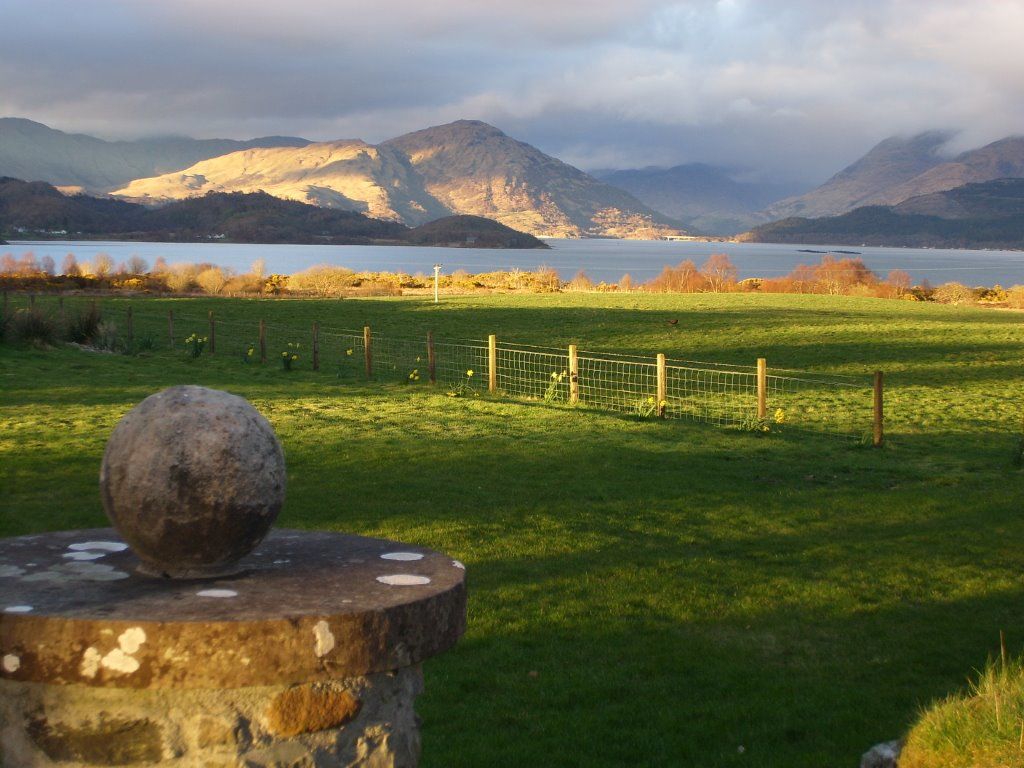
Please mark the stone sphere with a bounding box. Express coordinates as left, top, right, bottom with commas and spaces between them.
99, 385, 286, 578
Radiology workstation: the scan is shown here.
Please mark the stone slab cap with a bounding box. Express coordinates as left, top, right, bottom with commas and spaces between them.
0, 528, 466, 689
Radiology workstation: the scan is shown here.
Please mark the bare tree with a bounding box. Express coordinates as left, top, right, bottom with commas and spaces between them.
61, 253, 80, 276
92, 253, 114, 278
128, 256, 150, 275
700, 254, 737, 293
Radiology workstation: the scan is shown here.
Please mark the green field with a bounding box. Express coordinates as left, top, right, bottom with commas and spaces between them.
2, 291, 1023, 766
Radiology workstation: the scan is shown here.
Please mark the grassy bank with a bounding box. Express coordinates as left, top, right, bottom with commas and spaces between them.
2, 292, 1023, 766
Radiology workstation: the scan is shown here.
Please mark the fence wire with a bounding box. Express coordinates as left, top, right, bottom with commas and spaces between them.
3, 294, 876, 439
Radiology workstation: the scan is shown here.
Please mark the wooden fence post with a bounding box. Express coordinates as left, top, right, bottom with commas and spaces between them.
259, 319, 266, 363
873, 371, 884, 447
656, 353, 667, 417
364, 326, 373, 378
312, 322, 320, 371
569, 344, 579, 404
208, 310, 215, 354
126, 306, 134, 347
168, 309, 174, 348
757, 357, 767, 420
427, 331, 436, 385
488, 334, 497, 393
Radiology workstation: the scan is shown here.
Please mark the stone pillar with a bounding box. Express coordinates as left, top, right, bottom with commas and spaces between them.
0, 386, 467, 767
0, 528, 466, 767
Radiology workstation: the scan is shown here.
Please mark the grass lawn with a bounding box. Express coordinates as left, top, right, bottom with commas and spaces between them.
2, 291, 1023, 766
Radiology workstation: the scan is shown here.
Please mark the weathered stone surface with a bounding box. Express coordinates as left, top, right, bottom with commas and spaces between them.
26, 715, 163, 765
0, 528, 466, 687
861, 739, 902, 768
0, 666, 424, 768
267, 684, 362, 737
99, 385, 286, 578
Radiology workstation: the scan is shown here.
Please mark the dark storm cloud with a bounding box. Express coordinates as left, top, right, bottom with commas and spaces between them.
1, 0, 1022, 184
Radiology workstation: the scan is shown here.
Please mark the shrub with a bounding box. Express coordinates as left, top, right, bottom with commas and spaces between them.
932, 282, 975, 306
196, 267, 229, 295
287, 265, 358, 296
65, 304, 102, 344
4, 308, 58, 347
1006, 285, 1024, 309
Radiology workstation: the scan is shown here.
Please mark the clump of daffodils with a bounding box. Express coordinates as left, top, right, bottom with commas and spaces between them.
184, 333, 207, 359
406, 368, 421, 384
281, 342, 300, 371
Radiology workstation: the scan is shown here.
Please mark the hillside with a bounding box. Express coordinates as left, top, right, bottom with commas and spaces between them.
0, 118, 310, 192
741, 178, 1024, 249
0, 178, 546, 247
109, 120, 689, 239
596, 163, 804, 235
764, 132, 952, 220
114, 140, 450, 225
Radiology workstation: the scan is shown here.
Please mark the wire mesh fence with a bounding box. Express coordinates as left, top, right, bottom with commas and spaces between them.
2, 293, 878, 440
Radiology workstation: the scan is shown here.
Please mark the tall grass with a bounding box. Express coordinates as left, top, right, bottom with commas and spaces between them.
901, 645, 1024, 767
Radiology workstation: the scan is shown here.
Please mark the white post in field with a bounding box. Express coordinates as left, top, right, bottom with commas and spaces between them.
433, 264, 442, 304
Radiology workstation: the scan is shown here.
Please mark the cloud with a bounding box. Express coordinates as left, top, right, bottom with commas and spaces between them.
0, 0, 1020, 183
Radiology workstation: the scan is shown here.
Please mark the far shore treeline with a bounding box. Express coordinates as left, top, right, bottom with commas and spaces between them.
1, 250, 1020, 308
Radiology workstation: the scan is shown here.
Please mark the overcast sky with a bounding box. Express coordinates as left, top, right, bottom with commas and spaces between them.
1, 0, 1021, 184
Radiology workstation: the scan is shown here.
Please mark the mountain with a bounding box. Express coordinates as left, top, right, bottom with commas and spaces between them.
741, 178, 1024, 249
111, 120, 690, 239
114, 140, 448, 224
380, 120, 687, 238
594, 163, 805, 235
879, 137, 1024, 205
0, 178, 547, 247
764, 132, 953, 220
0, 118, 310, 192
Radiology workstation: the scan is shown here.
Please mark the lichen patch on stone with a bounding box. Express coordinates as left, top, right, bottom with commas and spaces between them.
68, 541, 128, 552
62, 551, 106, 561
196, 589, 238, 598
101, 647, 141, 674
313, 620, 335, 657
80, 647, 102, 678
452, 560, 466, 570
2, 653, 20, 673
118, 627, 147, 654
380, 552, 424, 561
377, 574, 431, 586
3, 605, 33, 613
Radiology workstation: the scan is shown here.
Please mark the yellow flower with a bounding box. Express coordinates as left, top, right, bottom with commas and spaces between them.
291, 354, 299, 361
659, 400, 667, 408
647, 396, 655, 404
774, 408, 786, 424
247, 349, 253, 356
346, 349, 353, 356
413, 374, 420, 381
466, 369, 474, 377
282, 352, 288, 357
551, 372, 558, 380
416, 356, 421, 362
409, 372, 416, 380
